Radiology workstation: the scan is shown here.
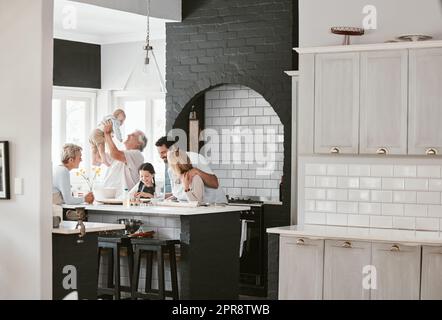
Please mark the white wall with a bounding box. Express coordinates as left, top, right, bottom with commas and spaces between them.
0, 0, 53, 299
73, 0, 182, 21
299, 0, 442, 47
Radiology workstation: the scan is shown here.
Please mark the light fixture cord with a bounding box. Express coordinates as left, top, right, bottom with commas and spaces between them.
144, 0, 152, 64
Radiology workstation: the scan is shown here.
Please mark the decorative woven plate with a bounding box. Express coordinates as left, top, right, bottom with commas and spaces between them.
396, 34, 433, 42
331, 26, 365, 36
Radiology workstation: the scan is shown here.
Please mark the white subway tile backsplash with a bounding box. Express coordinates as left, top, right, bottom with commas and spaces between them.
417, 166, 441, 178
316, 201, 337, 213
348, 215, 370, 227
305, 200, 316, 211
393, 217, 416, 230
326, 214, 348, 226
305, 188, 326, 200
316, 177, 337, 188
359, 202, 381, 215
382, 203, 404, 216
348, 190, 370, 202
404, 179, 429, 191
248, 108, 264, 116
428, 205, 442, 218
233, 108, 248, 116
327, 164, 348, 176
234, 90, 249, 99
404, 204, 428, 217
337, 177, 359, 189
370, 216, 393, 228
371, 190, 393, 203
416, 218, 439, 231
305, 212, 326, 225
360, 177, 382, 190
371, 165, 394, 177
327, 189, 348, 201
393, 191, 417, 204
348, 165, 370, 177
242, 188, 256, 196
417, 192, 441, 205
429, 179, 442, 191
382, 178, 405, 190
305, 164, 327, 176
394, 165, 417, 178
305, 176, 316, 188
337, 202, 358, 214
302, 159, 442, 230
256, 117, 270, 125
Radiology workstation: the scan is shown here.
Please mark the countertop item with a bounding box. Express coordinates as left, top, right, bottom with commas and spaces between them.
267, 224, 442, 246
52, 221, 125, 235
62, 203, 250, 216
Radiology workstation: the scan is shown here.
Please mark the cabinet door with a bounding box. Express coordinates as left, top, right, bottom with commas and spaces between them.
314, 52, 359, 154
278, 237, 324, 300
371, 243, 421, 300
360, 50, 408, 155
421, 246, 442, 300
409, 48, 442, 155
324, 240, 371, 300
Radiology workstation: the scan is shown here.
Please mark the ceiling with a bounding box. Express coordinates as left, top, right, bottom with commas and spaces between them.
54, 0, 167, 45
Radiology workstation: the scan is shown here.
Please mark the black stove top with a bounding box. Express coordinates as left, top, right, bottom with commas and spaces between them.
227, 197, 264, 205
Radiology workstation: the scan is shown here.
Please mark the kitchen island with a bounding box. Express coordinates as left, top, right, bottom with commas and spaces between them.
63, 203, 249, 300
52, 221, 125, 300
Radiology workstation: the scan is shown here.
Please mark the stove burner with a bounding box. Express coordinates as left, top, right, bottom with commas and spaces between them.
227, 196, 264, 205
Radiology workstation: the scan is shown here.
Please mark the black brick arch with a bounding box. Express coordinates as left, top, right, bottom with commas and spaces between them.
165, 0, 298, 222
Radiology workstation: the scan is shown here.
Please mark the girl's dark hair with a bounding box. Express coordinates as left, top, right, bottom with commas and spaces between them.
155, 136, 178, 149
138, 163, 156, 188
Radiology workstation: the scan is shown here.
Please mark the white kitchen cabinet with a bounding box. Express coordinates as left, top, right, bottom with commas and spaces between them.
421, 246, 442, 299
314, 52, 360, 154
371, 243, 421, 300
278, 237, 324, 300
409, 48, 442, 156
360, 50, 408, 155
323, 240, 371, 300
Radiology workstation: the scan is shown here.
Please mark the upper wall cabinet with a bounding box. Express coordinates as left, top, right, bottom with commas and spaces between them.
296, 41, 442, 156
314, 53, 360, 154
360, 50, 408, 155
409, 48, 442, 156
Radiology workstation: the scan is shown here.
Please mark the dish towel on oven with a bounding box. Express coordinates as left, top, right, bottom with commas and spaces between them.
239, 219, 248, 258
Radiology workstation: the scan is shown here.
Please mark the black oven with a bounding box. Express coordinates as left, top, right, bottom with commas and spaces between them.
228, 197, 266, 297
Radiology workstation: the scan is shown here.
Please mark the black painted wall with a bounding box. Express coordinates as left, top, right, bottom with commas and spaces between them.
53, 39, 101, 89
166, 0, 298, 217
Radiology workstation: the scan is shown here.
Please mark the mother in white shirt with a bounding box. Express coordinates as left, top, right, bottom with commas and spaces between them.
167, 148, 205, 203
52, 144, 94, 205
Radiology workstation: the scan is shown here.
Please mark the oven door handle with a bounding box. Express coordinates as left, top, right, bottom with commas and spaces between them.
242, 219, 255, 224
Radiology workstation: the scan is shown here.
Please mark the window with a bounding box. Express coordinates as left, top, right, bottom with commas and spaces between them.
113, 92, 166, 184
52, 88, 96, 191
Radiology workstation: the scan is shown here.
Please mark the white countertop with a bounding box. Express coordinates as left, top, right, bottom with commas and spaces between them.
62, 203, 249, 216
267, 225, 442, 246
53, 221, 125, 235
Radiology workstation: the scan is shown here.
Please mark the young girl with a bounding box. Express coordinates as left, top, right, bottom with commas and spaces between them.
129, 163, 156, 199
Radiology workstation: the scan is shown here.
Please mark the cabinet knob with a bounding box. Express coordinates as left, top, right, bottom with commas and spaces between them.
330, 147, 340, 154
376, 148, 388, 155
426, 148, 438, 156
296, 239, 305, 245
390, 245, 400, 252
341, 241, 352, 248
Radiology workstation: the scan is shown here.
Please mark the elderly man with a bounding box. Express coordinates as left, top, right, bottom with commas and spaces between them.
102, 120, 147, 198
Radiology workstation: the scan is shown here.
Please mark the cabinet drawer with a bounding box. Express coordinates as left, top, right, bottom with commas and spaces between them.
421, 246, 442, 299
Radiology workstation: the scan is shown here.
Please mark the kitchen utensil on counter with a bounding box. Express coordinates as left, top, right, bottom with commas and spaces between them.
117, 218, 144, 235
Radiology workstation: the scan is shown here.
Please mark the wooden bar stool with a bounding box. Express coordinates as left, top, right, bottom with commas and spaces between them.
131, 238, 180, 300
97, 235, 134, 300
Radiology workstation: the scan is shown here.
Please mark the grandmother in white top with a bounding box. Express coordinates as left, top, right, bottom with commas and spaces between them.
52, 144, 94, 205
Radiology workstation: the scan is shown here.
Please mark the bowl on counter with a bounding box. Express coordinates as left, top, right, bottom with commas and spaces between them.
94, 187, 117, 200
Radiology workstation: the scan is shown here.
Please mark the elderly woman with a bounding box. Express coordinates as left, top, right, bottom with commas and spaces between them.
52, 143, 94, 205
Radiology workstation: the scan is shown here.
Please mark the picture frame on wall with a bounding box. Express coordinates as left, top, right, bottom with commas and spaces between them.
0, 141, 10, 200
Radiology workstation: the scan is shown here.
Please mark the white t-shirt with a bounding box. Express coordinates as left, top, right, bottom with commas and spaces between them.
103, 149, 144, 198
168, 152, 227, 203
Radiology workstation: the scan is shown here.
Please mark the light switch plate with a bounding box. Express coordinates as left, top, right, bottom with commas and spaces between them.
14, 178, 23, 195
